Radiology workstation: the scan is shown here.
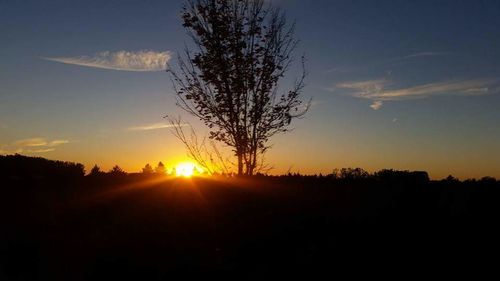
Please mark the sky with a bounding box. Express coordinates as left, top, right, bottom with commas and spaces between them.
1, 0, 499, 179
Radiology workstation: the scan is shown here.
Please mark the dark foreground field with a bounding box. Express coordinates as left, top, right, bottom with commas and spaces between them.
1, 155, 500, 280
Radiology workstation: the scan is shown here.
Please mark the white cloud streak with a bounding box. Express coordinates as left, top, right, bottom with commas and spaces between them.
370, 101, 383, 110
48, 140, 70, 146
14, 138, 48, 147
400, 52, 449, 60
335, 78, 498, 110
26, 148, 56, 153
365, 79, 494, 100
1, 138, 70, 155
337, 79, 388, 98
388, 52, 450, 64
127, 122, 188, 131
43, 50, 172, 72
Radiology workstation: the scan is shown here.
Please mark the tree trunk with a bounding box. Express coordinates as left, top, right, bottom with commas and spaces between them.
237, 153, 243, 176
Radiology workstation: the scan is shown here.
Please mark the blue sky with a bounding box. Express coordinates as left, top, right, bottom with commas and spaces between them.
1, 0, 499, 178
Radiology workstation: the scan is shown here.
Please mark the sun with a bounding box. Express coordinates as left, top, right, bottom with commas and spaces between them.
175, 162, 201, 177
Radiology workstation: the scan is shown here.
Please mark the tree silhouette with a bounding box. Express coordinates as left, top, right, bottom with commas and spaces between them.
142, 163, 154, 174
155, 162, 166, 174
169, 0, 309, 175
109, 165, 126, 176
89, 164, 102, 176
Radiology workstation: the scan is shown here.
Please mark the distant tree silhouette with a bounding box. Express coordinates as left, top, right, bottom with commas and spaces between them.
480, 176, 496, 183
108, 165, 126, 176
0, 154, 85, 180
155, 162, 166, 174
338, 168, 369, 180
89, 165, 103, 176
169, 0, 309, 176
142, 163, 154, 174
444, 175, 459, 183
374, 169, 429, 184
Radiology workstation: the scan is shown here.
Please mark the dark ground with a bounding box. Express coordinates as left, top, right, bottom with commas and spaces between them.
1, 155, 500, 280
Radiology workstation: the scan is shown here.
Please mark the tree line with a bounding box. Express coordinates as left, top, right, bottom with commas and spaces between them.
1, 154, 498, 185
87, 162, 168, 177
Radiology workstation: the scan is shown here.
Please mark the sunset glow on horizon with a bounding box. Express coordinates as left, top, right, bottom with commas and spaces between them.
1, 0, 499, 180
2, 2, 499, 278
175, 162, 203, 178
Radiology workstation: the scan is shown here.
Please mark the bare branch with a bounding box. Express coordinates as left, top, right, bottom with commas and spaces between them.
165, 115, 234, 175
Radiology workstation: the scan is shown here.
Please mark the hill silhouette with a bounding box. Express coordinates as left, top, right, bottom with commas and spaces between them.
1, 154, 499, 279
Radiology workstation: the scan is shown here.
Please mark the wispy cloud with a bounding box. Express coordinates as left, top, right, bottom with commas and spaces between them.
127, 122, 187, 131
335, 78, 498, 110
364, 79, 495, 100
1, 138, 70, 155
15, 138, 48, 147
370, 101, 383, 110
336, 79, 388, 95
387, 52, 450, 65
48, 140, 70, 146
399, 52, 449, 60
26, 148, 56, 153
43, 50, 172, 72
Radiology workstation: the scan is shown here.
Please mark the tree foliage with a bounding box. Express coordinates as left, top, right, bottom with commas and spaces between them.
155, 162, 166, 174
109, 165, 126, 176
142, 163, 154, 174
169, 0, 309, 175
89, 165, 102, 176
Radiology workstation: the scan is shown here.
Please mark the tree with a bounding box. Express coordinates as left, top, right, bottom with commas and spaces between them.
109, 165, 126, 176
142, 163, 154, 174
169, 0, 309, 176
89, 164, 102, 176
155, 161, 166, 174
